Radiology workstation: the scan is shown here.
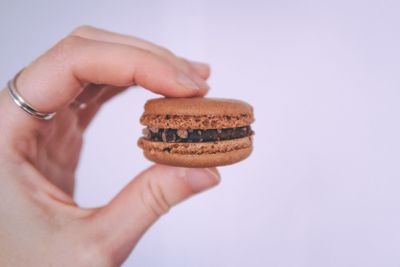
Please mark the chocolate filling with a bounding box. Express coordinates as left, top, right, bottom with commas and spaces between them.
144, 126, 253, 143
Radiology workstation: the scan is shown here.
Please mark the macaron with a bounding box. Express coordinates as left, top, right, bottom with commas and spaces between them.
138, 97, 254, 167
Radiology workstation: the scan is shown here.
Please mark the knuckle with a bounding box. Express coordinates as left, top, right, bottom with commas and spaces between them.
49, 35, 86, 63
71, 25, 95, 36
141, 178, 171, 217
156, 46, 174, 57
61, 34, 84, 46
54, 35, 83, 55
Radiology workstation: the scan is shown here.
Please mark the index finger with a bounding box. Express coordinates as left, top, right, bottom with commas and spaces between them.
14, 35, 209, 113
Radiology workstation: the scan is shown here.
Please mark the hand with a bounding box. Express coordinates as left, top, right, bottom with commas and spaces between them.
0, 26, 220, 267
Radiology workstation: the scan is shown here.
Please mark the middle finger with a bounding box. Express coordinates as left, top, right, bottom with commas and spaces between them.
70, 26, 209, 80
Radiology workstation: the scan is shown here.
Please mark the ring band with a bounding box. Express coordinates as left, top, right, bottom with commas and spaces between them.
7, 70, 56, 120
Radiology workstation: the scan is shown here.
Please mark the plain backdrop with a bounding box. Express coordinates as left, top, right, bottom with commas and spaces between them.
1, 0, 400, 266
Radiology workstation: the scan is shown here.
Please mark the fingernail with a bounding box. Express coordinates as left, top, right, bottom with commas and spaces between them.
191, 74, 209, 90
185, 168, 220, 193
177, 72, 200, 90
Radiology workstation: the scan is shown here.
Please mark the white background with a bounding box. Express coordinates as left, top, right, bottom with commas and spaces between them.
1, 0, 400, 266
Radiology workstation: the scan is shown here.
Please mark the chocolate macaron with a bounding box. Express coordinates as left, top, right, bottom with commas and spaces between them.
138, 98, 254, 167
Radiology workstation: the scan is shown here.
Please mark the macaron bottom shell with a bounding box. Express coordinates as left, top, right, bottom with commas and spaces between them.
138, 137, 253, 167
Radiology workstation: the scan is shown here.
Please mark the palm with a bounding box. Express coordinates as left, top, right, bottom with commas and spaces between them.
29, 108, 83, 196
23, 83, 126, 196
26, 85, 115, 196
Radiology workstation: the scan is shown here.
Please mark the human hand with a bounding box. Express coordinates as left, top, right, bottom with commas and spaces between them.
0, 26, 220, 266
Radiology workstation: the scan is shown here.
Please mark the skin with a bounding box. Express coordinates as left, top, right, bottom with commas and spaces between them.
0, 26, 220, 267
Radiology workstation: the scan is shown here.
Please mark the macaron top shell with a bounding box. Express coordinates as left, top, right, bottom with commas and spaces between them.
140, 97, 254, 129
142, 97, 253, 116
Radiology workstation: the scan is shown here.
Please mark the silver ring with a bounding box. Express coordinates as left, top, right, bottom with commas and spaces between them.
7, 71, 56, 120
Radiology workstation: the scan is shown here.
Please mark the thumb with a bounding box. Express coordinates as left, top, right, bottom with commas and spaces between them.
85, 164, 220, 265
